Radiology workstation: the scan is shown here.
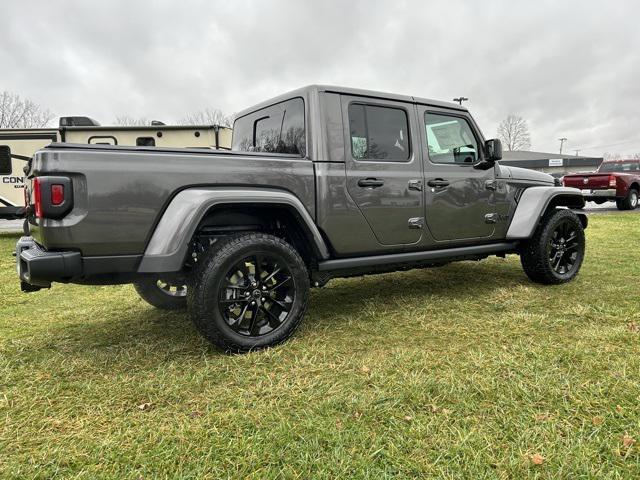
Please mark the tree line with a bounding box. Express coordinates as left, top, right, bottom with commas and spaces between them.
0, 90, 234, 129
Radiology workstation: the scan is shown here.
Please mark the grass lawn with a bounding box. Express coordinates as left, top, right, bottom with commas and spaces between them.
1, 214, 639, 479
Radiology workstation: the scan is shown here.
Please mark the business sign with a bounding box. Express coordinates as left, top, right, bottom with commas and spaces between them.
548, 158, 564, 167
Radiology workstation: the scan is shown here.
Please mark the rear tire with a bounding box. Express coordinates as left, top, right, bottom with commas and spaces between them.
520, 209, 585, 285
616, 188, 638, 210
134, 277, 187, 310
188, 233, 309, 353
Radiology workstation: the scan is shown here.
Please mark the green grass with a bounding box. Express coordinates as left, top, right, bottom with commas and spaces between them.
1, 215, 639, 479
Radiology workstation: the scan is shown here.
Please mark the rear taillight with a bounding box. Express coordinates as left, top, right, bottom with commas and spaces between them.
609, 175, 617, 188
30, 176, 73, 219
51, 184, 64, 206
33, 177, 42, 218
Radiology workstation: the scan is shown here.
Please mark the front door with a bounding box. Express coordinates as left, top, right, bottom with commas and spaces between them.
417, 107, 496, 242
342, 96, 424, 246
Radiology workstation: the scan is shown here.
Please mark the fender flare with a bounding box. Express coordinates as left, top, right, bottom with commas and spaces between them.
137, 187, 330, 273
506, 186, 585, 239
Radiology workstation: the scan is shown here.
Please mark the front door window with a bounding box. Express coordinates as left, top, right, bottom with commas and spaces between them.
422, 110, 496, 242
425, 113, 478, 165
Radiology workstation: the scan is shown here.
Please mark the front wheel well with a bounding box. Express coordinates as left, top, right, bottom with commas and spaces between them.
543, 195, 588, 229
191, 204, 320, 266
545, 193, 585, 212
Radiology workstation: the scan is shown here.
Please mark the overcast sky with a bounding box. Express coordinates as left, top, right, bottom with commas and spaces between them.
2, 0, 638, 156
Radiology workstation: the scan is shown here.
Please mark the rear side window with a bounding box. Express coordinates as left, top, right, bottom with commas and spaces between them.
349, 103, 410, 161
232, 97, 305, 156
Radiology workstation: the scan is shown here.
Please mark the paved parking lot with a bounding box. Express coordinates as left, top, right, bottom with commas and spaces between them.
0, 219, 22, 233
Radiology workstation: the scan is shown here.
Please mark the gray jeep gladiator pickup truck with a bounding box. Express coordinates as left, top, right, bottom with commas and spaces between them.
16, 85, 587, 352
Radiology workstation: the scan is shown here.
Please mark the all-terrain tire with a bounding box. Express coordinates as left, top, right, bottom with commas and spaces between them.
520, 208, 585, 285
188, 233, 309, 353
134, 277, 187, 310
616, 188, 638, 210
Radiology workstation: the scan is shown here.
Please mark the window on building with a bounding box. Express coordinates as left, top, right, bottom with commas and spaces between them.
136, 137, 156, 147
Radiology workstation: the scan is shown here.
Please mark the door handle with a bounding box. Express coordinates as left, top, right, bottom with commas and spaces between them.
357, 178, 385, 188
426, 178, 450, 188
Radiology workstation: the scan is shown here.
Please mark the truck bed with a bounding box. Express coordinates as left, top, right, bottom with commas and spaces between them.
27, 143, 315, 256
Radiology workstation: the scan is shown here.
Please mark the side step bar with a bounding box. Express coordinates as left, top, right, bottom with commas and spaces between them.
317, 242, 518, 272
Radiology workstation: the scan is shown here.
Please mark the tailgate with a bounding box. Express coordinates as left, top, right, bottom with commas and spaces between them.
564, 174, 611, 189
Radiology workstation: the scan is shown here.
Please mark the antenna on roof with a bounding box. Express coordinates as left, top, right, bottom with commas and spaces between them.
452, 96, 468, 105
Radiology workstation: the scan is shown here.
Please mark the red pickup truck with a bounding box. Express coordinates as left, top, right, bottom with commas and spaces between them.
563, 159, 640, 210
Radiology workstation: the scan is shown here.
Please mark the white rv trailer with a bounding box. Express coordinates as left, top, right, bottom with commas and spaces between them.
0, 118, 232, 219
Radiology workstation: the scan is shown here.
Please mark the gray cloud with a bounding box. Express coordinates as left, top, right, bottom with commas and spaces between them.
1, 0, 638, 156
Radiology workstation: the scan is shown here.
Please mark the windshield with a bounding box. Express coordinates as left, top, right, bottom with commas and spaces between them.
598, 161, 640, 173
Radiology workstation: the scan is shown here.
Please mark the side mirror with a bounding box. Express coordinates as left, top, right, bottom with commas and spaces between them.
0, 145, 11, 175
485, 138, 502, 162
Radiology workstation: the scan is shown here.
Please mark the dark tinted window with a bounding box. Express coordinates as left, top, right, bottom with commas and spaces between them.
0, 145, 11, 175
599, 161, 640, 172
136, 137, 156, 147
349, 103, 410, 161
424, 113, 478, 164
232, 97, 305, 156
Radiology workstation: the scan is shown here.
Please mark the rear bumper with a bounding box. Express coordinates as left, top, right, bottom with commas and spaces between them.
581, 188, 617, 198
15, 236, 81, 291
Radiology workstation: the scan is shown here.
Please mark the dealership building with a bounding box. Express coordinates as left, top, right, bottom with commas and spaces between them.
499, 150, 603, 175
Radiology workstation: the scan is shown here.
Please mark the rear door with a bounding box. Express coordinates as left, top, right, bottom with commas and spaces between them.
417, 106, 496, 242
342, 96, 424, 246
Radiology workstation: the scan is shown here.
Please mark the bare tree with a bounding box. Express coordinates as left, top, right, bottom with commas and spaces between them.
112, 116, 150, 126
0, 91, 55, 128
179, 108, 233, 127
497, 115, 531, 151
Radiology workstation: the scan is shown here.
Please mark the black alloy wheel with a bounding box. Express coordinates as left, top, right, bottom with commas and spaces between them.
547, 220, 580, 276
188, 233, 309, 352
520, 208, 585, 285
218, 254, 295, 337
134, 276, 188, 310
157, 279, 188, 298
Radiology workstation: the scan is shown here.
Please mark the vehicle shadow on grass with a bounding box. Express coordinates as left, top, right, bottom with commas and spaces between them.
26, 260, 529, 363
311, 260, 526, 312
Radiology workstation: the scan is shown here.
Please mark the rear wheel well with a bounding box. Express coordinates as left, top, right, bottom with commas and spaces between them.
630, 182, 639, 192
192, 204, 319, 266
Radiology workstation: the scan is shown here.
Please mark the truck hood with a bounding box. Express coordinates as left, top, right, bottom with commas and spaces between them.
497, 165, 555, 184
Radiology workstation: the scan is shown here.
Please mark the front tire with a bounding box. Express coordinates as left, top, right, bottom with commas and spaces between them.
520, 209, 585, 285
188, 233, 309, 353
616, 188, 638, 210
